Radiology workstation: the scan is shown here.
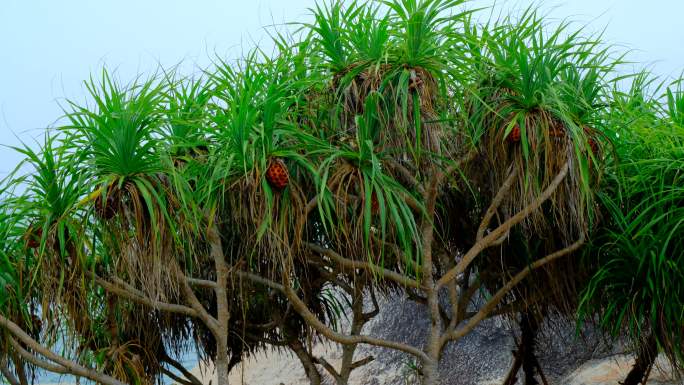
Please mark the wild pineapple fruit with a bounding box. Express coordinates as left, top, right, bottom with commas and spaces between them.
265, 158, 289, 190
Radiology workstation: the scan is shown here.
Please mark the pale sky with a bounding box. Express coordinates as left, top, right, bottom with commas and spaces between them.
1, 0, 683, 176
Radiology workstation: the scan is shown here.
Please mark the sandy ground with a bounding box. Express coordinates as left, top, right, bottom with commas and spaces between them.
184, 352, 683, 385
190, 342, 355, 385
35, 352, 683, 385
185, 340, 406, 385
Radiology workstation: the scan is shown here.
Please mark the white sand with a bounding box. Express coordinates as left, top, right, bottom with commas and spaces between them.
185, 341, 399, 385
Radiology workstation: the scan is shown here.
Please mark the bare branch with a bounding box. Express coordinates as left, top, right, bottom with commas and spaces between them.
0, 315, 126, 385
93, 275, 198, 318
8, 337, 67, 375
305, 243, 421, 289
305, 196, 318, 217
350, 356, 375, 369
363, 285, 380, 321
314, 356, 341, 380
387, 159, 425, 195
437, 162, 570, 289
442, 148, 479, 184
477, 167, 517, 241
175, 265, 221, 335
160, 352, 204, 385
443, 235, 585, 344
160, 366, 196, 385
237, 271, 431, 363
305, 178, 342, 217
186, 277, 217, 288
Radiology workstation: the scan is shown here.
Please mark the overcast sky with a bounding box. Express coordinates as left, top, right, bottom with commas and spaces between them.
1, 0, 682, 177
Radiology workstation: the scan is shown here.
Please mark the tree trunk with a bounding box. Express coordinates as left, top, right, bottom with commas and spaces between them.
622, 334, 658, 385
337, 312, 362, 384
337, 341, 358, 384
503, 347, 523, 385
215, 340, 230, 385
520, 312, 539, 385
336, 281, 369, 384
422, 294, 442, 385
420, 168, 443, 385
209, 223, 231, 385
421, 357, 440, 385
106, 293, 120, 371
290, 340, 321, 385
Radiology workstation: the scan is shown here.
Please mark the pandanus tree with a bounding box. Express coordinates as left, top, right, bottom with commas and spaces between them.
1, 1, 683, 385
580, 77, 684, 385
454, 11, 617, 384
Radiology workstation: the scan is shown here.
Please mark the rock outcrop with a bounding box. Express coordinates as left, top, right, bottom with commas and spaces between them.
188, 296, 682, 385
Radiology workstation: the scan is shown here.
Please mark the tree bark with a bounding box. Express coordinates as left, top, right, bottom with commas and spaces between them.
503, 347, 523, 385
421, 356, 440, 385
313, 276, 376, 385
215, 340, 230, 385
622, 334, 658, 385
208, 223, 231, 385
422, 282, 443, 385
336, 281, 377, 384
520, 312, 539, 385
290, 340, 321, 385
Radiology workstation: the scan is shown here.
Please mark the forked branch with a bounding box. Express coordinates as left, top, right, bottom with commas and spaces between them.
476, 166, 517, 241
442, 235, 585, 344
437, 162, 570, 289
237, 270, 431, 362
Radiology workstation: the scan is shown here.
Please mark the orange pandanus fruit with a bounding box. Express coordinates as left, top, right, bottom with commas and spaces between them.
507, 125, 521, 143
265, 158, 289, 190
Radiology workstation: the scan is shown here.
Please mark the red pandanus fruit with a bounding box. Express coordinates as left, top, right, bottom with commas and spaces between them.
266, 158, 289, 190
24, 225, 43, 249
507, 125, 521, 143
